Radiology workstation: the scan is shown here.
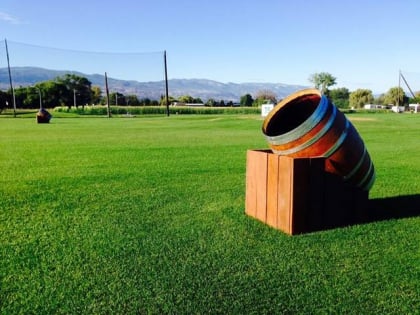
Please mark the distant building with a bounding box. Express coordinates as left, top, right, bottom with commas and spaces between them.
363, 104, 383, 110
391, 106, 405, 113
409, 104, 419, 113
261, 104, 274, 117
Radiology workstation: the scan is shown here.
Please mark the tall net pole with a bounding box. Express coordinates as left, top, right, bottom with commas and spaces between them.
5, 39, 16, 117
399, 71, 416, 99
164, 50, 169, 117
105, 72, 111, 118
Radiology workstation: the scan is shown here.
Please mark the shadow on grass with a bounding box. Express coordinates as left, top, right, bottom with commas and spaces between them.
305, 194, 420, 234
365, 194, 420, 223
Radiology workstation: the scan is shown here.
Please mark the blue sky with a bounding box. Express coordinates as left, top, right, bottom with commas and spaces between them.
1, 0, 420, 94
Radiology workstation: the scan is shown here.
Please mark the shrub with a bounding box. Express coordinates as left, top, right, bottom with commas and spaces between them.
53, 105, 261, 116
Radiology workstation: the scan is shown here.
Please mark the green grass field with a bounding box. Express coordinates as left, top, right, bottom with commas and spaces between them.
1, 113, 419, 314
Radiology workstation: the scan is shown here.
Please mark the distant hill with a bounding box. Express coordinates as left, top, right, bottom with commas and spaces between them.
0, 67, 307, 101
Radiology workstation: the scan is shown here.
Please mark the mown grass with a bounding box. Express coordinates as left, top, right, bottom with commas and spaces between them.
0, 113, 419, 314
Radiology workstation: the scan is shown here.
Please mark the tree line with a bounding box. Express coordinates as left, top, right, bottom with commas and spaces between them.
1, 72, 419, 113
0, 74, 162, 112
309, 72, 420, 108
0, 73, 280, 111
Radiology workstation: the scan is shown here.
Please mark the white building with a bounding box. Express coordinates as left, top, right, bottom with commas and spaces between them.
409, 104, 419, 113
261, 104, 274, 117
363, 104, 383, 110
391, 105, 405, 113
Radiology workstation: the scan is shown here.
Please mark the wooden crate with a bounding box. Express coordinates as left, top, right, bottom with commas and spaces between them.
245, 150, 369, 235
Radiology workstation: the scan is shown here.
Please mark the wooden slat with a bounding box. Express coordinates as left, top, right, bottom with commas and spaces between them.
266, 153, 279, 228
255, 151, 268, 223
277, 156, 292, 233
245, 150, 258, 217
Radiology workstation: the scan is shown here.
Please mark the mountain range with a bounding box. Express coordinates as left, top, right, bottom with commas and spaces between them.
0, 67, 307, 102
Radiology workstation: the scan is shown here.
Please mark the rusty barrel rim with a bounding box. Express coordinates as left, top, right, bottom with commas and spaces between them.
262, 89, 322, 140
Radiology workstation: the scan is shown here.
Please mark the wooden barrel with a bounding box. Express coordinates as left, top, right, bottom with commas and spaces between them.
36, 108, 52, 124
262, 89, 375, 191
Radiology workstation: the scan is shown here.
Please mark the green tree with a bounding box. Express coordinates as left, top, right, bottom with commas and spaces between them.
140, 98, 151, 106
160, 95, 177, 106
255, 90, 277, 104
349, 89, 374, 108
91, 86, 102, 105
252, 90, 277, 107
13, 82, 62, 109
13, 87, 28, 109
178, 95, 194, 104
309, 72, 337, 95
374, 94, 385, 105
240, 94, 254, 107
39, 81, 69, 108
125, 94, 140, 106
55, 74, 92, 108
383, 87, 406, 106
22, 86, 43, 109
205, 98, 216, 107
110, 92, 125, 105
408, 91, 420, 104
329, 87, 349, 108
6, 74, 94, 110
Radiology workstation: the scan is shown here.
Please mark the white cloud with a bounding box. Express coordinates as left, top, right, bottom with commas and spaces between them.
0, 11, 21, 24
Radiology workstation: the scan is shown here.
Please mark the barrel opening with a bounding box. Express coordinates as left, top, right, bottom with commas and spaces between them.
264, 94, 321, 136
